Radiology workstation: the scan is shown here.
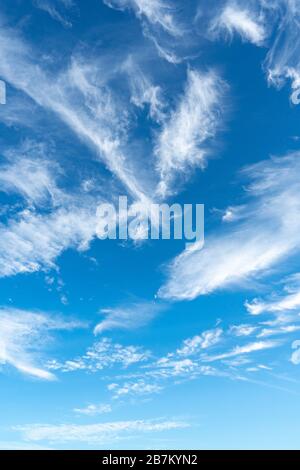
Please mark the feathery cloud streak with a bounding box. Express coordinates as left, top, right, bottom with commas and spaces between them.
210, 2, 267, 46
103, 0, 182, 37
155, 69, 226, 197
0, 21, 150, 202
0, 307, 82, 380
0, 203, 98, 277
264, 0, 300, 104
14, 418, 188, 444
159, 152, 300, 300
94, 301, 166, 334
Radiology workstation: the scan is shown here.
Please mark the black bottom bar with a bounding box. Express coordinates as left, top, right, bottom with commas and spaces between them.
0, 450, 300, 465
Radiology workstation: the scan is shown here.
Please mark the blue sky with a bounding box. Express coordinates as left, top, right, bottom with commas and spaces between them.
1, 0, 300, 450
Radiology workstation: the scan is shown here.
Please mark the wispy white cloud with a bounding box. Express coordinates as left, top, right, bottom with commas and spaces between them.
0, 441, 53, 450
146, 35, 182, 64
246, 274, 300, 315
108, 380, 162, 398
221, 205, 247, 223
0, 22, 151, 203
89, 318, 292, 394
153, 357, 204, 378
145, 329, 279, 382
73, 404, 112, 416
47, 338, 150, 372
247, 293, 300, 315
207, 0, 300, 106
94, 301, 166, 334
0, 203, 98, 277
290, 340, 300, 365
203, 340, 279, 363
205, 0, 300, 105
103, 0, 182, 37
33, 0, 74, 28
258, 325, 300, 338
14, 418, 188, 444
159, 152, 300, 300
210, 2, 267, 46
0, 91, 42, 130
155, 69, 226, 197
103, 0, 188, 65
122, 56, 166, 123
104, 0, 192, 67
0, 137, 116, 279
0, 140, 64, 206
230, 324, 258, 337
58, 322, 289, 397
138, 327, 224, 381
176, 328, 223, 356
0, 307, 82, 380
264, 0, 300, 104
